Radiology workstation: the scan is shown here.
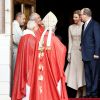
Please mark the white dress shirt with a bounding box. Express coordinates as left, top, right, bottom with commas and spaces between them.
12, 20, 23, 72
13, 20, 23, 46
84, 17, 91, 31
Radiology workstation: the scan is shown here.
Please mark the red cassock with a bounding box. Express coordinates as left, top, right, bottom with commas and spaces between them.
29, 32, 68, 100
11, 26, 44, 100
11, 33, 36, 100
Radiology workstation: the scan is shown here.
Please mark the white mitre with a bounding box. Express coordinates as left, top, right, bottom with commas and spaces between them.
42, 11, 58, 30
39, 11, 58, 48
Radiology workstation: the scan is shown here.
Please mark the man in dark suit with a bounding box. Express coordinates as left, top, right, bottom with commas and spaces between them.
80, 8, 100, 98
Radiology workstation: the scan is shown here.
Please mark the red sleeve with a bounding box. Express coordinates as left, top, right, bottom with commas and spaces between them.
53, 36, 67, 75
53, 36, 68, 99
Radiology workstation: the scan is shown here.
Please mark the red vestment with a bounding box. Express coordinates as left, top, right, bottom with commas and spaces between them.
11, 33, 36, 100
11, 26, 44, 100
29, 32, 68, 100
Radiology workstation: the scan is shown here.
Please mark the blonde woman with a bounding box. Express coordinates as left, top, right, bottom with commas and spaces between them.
65, 10, 86, 98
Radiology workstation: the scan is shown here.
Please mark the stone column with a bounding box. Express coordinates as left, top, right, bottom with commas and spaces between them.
0, 0, 13, 99
5, 0, 13, 34
0, 0, 5, 34
32, 0, 36, 12
21, 4, 25, 13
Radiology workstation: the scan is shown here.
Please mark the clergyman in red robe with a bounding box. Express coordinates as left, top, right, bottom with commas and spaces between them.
29, 28, 68, 100
29, 11, 68, 100
11, 20, 40, 100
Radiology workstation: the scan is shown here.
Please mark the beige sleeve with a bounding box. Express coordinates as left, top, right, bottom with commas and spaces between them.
68, 26, 72, 54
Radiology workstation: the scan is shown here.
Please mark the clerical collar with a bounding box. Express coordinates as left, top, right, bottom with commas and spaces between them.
23, 29, 35, 37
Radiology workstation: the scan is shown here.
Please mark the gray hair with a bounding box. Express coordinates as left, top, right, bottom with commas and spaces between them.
82, 8, 92, 17
29, 13, 39, 21
27, 20, 36, 30
15, 12, 23, 18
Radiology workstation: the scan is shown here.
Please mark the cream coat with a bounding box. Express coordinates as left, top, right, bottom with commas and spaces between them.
65, 23, 86, 90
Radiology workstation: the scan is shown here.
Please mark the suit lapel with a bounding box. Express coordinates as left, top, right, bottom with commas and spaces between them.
82, 19, 92, 38
81, 24, 84, 39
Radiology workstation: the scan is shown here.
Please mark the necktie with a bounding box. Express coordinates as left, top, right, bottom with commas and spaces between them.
84, 22, 87, 31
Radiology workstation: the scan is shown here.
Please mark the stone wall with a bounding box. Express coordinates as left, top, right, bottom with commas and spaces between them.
0, 0, 5, 33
